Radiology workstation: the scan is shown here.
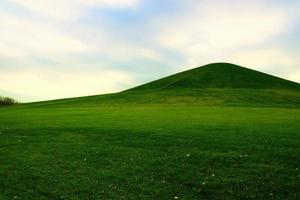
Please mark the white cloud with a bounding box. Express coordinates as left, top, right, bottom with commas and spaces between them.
0, 12, 89, 58
8, 0, 139, 21
0, 0, 163, 102
230, 48, 298, 69
8, 0, 78, 21
82, 0, 138, 8
156, 0, 290, 67
229, 48, 300, 82
105, 44, 162, 61
0, 68, 134, 102
0, 10, 159, 61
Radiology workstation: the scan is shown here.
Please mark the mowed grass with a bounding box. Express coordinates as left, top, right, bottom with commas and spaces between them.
1, 63, 300, 199
1, 105, 300, 199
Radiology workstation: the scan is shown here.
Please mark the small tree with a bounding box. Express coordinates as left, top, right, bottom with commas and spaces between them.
0, 96, 19, 106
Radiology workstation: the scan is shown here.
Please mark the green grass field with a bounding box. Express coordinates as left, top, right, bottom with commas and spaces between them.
1, 63, 300, 199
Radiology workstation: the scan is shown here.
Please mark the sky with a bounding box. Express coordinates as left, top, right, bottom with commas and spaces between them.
0, 0, 300, 102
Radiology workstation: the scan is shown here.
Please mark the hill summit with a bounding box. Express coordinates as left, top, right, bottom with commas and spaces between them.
129, 63, 300, 91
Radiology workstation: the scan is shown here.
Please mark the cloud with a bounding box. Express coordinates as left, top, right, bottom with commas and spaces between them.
0, 12, 89, 58
8, 0, 139, 21
0, 0, 165, 102
155, 0, 291, 66
230, 49, 299, 69
0, 0, 161, 60
82, 0, 138, 8
0, 68, 134, 102
228, 48, 300, 82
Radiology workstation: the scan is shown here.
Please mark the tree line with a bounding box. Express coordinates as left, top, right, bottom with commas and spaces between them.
0, 96, 19, 106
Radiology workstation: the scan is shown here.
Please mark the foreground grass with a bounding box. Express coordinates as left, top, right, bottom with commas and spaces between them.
0, 105, 299, 199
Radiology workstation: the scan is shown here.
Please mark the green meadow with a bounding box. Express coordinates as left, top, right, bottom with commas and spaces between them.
1, 63, 300, 199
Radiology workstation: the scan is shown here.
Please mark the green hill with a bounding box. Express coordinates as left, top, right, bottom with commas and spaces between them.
129, 63, 300, 91
25, 63, 300, 108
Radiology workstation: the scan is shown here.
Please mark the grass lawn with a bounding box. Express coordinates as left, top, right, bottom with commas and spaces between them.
1, 105, 299, 199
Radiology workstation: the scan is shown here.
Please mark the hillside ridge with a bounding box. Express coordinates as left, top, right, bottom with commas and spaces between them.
128, 63, 300, 91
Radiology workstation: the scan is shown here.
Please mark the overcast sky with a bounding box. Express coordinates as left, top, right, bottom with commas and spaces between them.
1, 0, 300, 102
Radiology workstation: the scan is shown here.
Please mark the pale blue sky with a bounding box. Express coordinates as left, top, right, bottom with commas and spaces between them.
1, 0, 300, 102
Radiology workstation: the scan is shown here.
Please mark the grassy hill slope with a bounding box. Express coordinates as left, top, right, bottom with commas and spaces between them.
23, 63, 300, 108
129, 63, 300, 91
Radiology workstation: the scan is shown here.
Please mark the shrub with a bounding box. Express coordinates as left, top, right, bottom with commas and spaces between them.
0, 96, 19, 106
